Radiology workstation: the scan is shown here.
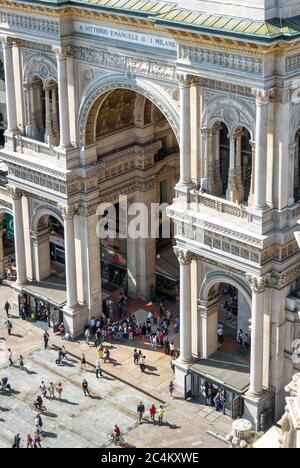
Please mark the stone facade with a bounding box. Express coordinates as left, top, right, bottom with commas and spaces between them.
0, 0, 300, 431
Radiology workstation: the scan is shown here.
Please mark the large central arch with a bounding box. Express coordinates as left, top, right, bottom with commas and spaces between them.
77, 74, 180, 147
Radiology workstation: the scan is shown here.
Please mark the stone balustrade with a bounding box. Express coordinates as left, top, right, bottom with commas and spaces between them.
98, 141, 161, 182
190, 190, 252, 223
15, 135, 59, 158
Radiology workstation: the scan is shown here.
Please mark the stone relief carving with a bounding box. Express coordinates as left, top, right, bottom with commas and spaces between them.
178, 45, 263, 76
72, 46, 177, 82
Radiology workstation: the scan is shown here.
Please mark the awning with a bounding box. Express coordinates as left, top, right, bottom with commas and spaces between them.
22, 277, 67, 309
189, 353, 250, 394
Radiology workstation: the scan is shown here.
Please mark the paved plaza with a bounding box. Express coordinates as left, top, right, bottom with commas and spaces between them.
0, 285, 230, 448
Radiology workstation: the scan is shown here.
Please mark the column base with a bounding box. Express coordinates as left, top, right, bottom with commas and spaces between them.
175, 183, 195, 202
247, 206, 274, 235
174, 360, 192, 398
243, 390, 273, 432
63, 304, 88, 340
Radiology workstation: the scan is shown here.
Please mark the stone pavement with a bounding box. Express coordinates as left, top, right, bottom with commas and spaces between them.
0, 348, 161, 448
0, 284, 231, 448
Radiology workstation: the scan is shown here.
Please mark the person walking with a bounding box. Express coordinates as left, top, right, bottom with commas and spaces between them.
169, 380, 175, 398
35, 414, 43, 434
133, 349, 139, 365
5, 320, 12, 336
85, 327, 91, 346
56, 383, 63, 401
137, 402, 145, 425
95, 359, 102, 378
80, 353, 87, 371
27, 434, 33, 449
19, 355, 24, 371
149, 404, 157, 422
48, 382, 55, 399
40, 381, 47, 397
82, 379, 91, 397
4, 300, 11, 318
217, 324, 224, 344
43, 331, 49, 350
33, 431, 42, 448
13, 433, 21, 449
158, 406, 164, 426
8, 348, 13, 367
139, 354, 146, 373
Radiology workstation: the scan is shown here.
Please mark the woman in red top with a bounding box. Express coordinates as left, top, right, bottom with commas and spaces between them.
149, 404, 157, 422
113, 425, 121, 441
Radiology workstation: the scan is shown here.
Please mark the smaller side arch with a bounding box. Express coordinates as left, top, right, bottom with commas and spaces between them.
200, 270, 252, 309
31, 204, 64, 232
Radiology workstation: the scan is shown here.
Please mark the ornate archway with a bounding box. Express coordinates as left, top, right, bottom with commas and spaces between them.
77, 74, 180, 147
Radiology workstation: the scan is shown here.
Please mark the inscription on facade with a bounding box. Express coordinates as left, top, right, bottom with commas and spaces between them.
74, 22, 177, 51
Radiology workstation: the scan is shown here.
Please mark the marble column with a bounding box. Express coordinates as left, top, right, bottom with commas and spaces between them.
44, 86, 53, 144
9, 188, 27, 285
175, 247, 192, 364
1, 37, 17, 133
60, 205, 78, 308
178, 75, 192, 187
235, 130, 245, 202
226, 133, 238, 202
252, 89, 269, 210
52, 86, 59, 140
201, 127, 214, 192
247, 274, 268, 397
53, 47, 71, 148
248, 140, 256, 206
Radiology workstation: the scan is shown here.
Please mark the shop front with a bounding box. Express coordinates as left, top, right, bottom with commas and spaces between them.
187, 357, 250, 420
19, 277, 67, 332
101, 237, 128, 290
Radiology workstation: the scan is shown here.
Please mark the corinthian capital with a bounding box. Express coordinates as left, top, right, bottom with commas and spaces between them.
58, 204, 78, 221
0, 36, 13, 48
52, 46, 69, 60
7, 186, 23, 201
251, 88, 272, 105
246, 273, 270, 293
177, 73, 193, 87
174, 247, 193, 265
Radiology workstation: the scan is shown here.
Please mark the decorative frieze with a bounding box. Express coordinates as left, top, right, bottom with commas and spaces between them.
72, 46, 177, 81
178, 45, 263, 76
0, 11, 58, 35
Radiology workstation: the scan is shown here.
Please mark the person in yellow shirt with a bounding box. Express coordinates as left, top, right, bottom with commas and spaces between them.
158, 406, 164, 426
